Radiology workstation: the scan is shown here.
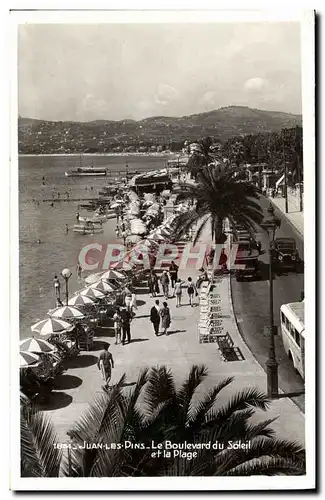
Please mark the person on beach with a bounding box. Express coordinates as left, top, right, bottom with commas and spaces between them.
169, 261, 179, 289
76, 263, 82, 279
113, 308, 122, 345
76, 212, 80, 222
120, 306, 132, 345
124, 288, 133, 312
174, 278, 184, 307
66, 224, 69, 233
53, 275, 61, 298
160, 301, 171, 336
160, 270, 170, 299
97, 344, 114, 389
56, 297, 64, 307
150, 299, 161, 336
186, 277, 197, 307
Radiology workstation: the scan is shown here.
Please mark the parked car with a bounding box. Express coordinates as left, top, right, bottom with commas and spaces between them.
234, 241, 261, 281
272, 238, 301, 270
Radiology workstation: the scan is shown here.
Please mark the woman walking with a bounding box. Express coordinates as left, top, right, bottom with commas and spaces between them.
174, 278, 184, 308
186, 277, 197, 307
113, 308, 122, 345
160, 301, 171, 336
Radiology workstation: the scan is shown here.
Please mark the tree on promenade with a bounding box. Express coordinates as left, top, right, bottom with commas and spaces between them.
173, 165, 264, 244
20, 365, 305, 477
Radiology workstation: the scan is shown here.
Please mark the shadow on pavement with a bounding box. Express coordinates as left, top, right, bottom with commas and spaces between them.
135, 288, 149, 296
135, 299, 146, 307
134, 314, 150, 319
34, 391, 73, 411
96, 326, 115, 338
130, 338, 149, 343
64, 354, 98, 369
167, 329, 187, 335
53, 374, 83, 390
91, 340, 111, 351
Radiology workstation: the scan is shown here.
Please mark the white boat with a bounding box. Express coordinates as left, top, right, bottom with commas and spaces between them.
73, 223, 104, 234
78, 217, 103, 224
65, 167, 107, 177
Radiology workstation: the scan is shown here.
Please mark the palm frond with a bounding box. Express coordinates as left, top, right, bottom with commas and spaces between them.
176, 365, 208, 426
143, 366, 176, 415
21, 404, 62, 477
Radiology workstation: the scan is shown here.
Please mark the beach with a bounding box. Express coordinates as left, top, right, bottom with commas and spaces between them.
19, 154, 169, 338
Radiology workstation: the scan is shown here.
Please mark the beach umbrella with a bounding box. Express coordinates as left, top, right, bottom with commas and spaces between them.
90, 280, 116, 293
48, 306, 85, 320
84, 272, 102, 285
20, 351, 41, 368
98, 270, 126, 281
31, 317, 73, 335
79, 287, 105, 299
68, 294, 95, 307
151, 233, 166, 242
20, 337, 55, 354
126, 234, 142, 245
110, 201, 122, 209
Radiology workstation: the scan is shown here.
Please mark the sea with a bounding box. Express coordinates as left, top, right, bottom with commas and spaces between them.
19, 154, 170, 339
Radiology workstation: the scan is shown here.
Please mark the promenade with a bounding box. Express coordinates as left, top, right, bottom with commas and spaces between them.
269, 196, 304, 237
46, 222, 305, 449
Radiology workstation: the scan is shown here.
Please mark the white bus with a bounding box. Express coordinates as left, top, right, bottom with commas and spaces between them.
280, 301, 305, 380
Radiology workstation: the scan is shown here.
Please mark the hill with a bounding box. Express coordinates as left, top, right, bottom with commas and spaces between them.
18, 106, 302, 154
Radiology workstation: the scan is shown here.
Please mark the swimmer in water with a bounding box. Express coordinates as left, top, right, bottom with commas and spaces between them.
66, 224, 69, 233
37, 239, 41, 244
50, 202, 54, 207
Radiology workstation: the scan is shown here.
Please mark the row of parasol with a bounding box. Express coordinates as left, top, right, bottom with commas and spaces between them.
20, 269, 127, 368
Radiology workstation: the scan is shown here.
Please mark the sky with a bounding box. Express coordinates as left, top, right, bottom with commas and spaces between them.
18, 22, 302, 121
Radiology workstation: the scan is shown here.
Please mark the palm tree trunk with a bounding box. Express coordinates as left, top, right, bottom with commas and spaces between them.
214, 219, 226, 244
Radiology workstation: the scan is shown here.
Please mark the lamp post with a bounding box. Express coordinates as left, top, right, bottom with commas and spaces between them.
61, 268, 72, 306
261, 204, 281, 397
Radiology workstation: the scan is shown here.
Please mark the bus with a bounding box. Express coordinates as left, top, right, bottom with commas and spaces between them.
280, 302, 305, 379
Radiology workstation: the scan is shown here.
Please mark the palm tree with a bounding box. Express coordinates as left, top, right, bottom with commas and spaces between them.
20, 365, 305, 477
173, 165, 264, 244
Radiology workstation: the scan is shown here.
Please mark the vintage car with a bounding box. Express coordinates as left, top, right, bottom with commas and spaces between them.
272, 237, 301, 270
234, 241, 261, 281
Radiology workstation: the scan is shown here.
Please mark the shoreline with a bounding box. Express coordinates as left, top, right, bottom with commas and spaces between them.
18, 152, 177, 158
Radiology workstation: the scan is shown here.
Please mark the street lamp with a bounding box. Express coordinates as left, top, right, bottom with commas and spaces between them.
261, 204, 281, 397
61, 268, 72, 306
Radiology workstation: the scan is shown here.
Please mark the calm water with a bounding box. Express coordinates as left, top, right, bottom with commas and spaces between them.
19, 154, 169, 338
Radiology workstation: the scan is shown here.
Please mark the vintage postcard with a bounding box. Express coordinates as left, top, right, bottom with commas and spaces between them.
10, 8, 315, 491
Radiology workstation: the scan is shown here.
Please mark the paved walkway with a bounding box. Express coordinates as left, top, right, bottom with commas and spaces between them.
269, 196, 304, 237
45, 222, 305, 449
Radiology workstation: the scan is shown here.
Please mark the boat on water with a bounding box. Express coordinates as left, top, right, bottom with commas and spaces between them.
73, 223, 104, 234
65, 166, 107, 177
65, 155, 107, 177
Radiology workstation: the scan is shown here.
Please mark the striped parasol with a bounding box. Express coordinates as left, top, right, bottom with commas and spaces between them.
20, 351, 41, 368
98, 270, 126, 281
79, 287, 105, 299
84, 272, 102, 285
68, 294, 95, 307
90, 280, 116, 293
31, 317, 73, 336
20, 337, 55, 354
48, 306, 85, 320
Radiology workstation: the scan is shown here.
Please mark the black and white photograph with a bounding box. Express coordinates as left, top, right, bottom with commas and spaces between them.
10, 8, 315, 490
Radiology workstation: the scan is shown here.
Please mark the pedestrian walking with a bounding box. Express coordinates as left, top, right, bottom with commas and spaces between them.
113, 308, 122, 345
150, 299, 161, 336
196, 267, 208, 289
120, 306, 132, 345
97, 344, 114, 389
148, 270, 158, 297
174, 278, 184, 307
219, 248, 228, 273
160, 302, 171, 336
76, 263, 82, 279
169, 260, 179, 289
186, 277, 197, 307
160, 270, 170, 299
